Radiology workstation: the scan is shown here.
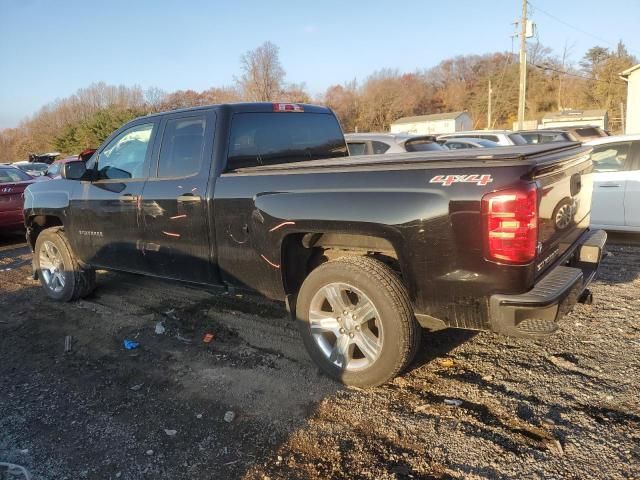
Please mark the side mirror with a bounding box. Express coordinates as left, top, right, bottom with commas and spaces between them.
61, 160, 88, 180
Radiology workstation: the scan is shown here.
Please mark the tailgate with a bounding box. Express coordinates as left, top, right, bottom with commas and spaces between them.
533, 148, 593, 276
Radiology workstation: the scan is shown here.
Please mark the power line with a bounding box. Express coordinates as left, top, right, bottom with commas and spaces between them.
530, 63, 627, 86
528, 1, 640, 56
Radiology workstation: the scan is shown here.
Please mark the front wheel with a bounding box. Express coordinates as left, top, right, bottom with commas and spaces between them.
296, 256, 421, 387
34, 227, 96, 301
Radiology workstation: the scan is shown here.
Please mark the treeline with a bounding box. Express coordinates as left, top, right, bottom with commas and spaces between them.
326, 42, 635, 133
0, 41, 635, 162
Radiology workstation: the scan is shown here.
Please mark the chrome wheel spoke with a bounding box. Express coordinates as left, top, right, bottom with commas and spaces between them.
323, 284, 351, 313
329, 335, 351, 368
309, 311, 341, 336
352, 299, 376, 325
354, 329, 381, 363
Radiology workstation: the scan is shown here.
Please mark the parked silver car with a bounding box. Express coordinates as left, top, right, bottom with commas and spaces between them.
345, 133, 446, 155
437, 130, 527, 146
442, 138, 500, 149
12, 161, 49, 177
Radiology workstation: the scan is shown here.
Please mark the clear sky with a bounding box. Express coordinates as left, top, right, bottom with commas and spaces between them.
1, 0, 638, 129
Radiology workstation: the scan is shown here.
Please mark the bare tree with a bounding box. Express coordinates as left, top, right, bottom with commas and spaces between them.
237, 41, 285, 101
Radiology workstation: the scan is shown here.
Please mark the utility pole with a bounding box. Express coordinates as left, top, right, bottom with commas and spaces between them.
620, 102, 625, 134
517, 0, 527, 130
487, 79, 493, 129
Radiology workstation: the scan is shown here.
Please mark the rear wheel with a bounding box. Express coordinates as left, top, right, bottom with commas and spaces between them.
35, 227, 96, 301
296, 256, 421, 387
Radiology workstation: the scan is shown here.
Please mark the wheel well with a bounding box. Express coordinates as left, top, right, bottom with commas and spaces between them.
281, 232, 402, 296
27, 215, 63, 249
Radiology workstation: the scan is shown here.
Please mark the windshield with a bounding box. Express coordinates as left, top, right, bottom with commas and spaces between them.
476, 140, 500, 147
508, 133, 528, 145
0, 167, 33, 183
17, 163, 49, 172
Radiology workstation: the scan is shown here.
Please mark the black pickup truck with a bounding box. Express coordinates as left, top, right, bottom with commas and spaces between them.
23, 103, 607, 387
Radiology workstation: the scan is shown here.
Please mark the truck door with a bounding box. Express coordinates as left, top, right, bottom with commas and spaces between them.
69, 120, 158, 272
139, 111, 217, 284
590, 141, 631, 227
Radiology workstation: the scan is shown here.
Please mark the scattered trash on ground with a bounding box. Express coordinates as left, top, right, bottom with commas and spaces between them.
64, 335, 72, 353
444, 399, 463, 407
123, 339, 140, 350
175, 333, 192, 344
439, 358, 455, 368
203, 333, 215, 343
154, 322, 166, 335
164, 429, 177, 436
146, 450, 154, 456
130, 384, 144, 391
224, 411, 236, 423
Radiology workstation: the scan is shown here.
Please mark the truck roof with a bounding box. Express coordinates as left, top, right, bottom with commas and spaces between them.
140, 102, 333, 120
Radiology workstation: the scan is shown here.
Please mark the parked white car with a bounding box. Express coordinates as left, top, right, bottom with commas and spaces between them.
586, 135, 640, 232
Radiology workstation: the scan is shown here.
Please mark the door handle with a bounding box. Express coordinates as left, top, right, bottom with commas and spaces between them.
599, 184, 622, 188
177, 194, 202, 202
119, 193, 137, 201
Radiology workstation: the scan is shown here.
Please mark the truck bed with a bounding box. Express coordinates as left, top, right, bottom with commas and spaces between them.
231, 142, 589, 174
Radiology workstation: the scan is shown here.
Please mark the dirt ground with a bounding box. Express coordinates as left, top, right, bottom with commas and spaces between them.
0, 231, 639, 480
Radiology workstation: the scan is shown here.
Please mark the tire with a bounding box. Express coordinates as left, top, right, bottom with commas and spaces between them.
34, 227, 96, 302
296, 256, 421, 387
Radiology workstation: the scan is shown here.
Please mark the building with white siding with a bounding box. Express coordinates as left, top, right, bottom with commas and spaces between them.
390, 112, 472, 135
541, 109, 608, 130
620, 64, 640, 134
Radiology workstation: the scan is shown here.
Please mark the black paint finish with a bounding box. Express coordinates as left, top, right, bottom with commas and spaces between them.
23, 103, 598, 333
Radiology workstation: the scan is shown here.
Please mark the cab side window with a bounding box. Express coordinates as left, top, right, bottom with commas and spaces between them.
591, 142, 631, 173
96, 123, 154, 180
372, 141, 390, 154
157, 117, 206, 178
348, 142, 367, 156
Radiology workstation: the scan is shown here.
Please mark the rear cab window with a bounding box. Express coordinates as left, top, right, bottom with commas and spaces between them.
226, 112, 348, 171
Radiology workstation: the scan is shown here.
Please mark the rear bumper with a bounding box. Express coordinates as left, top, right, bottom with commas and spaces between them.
489, 229, 607, 338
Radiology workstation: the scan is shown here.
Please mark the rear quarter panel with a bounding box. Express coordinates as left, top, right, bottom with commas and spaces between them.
213, 162, 534, 329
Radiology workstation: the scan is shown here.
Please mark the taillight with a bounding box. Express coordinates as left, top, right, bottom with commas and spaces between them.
272, 103, 304, 112
481, 184, 538, 264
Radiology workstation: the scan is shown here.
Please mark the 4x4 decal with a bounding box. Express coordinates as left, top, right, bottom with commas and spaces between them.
429, 174, 493, 186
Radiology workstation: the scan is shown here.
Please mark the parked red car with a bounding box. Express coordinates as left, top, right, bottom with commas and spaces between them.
0, 165, 42, 230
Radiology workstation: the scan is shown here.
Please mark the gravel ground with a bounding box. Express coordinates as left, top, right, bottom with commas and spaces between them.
0, 231, 639, 479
